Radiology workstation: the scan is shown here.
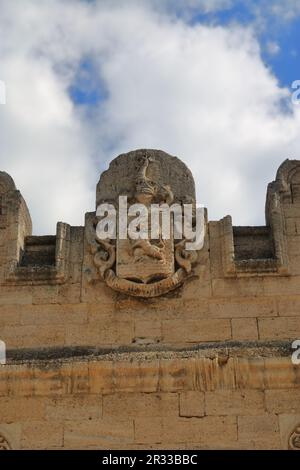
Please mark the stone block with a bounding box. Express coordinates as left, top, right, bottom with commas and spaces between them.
0, 397, 45, 421
162, 319, 231, 343
103, 392, 178, 418
237, 415, 281, 449
212, 278, 264, 298
45, 395, 102, 420
205, 390, 264, 416
1, 324, 65, 348
279, 414, 300, 450
21, 421, 63, 449
231, 318, 258, 340
209, 298, 276, 318
134, 319, 162, 344
64, 419, 134, 448
159, 358, 195, 392
179, 391, 205, 417
161, 416, 237, 446
258, 317, 300, 339
0, 423, 21, 450
265, 389, 300, 413
89, 361, 114, 394
277, 296, 300, 316
264, 358, 300, 389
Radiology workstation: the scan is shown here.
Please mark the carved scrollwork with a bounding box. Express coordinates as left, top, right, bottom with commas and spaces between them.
175, 239, 198, 274
86, 216, 116, 280
104, 266, 187, 297
93, 239, 116, 280
289, 425, 300, 450
0, 434, 11, 450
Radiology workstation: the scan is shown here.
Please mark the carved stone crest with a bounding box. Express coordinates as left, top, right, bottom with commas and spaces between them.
86, 149, 203, 297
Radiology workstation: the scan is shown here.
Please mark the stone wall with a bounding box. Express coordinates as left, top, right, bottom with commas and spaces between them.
0, 151, 299, 449
1, 347, 299, 449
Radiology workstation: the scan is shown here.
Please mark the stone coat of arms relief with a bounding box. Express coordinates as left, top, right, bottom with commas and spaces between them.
86, 149, 203, 297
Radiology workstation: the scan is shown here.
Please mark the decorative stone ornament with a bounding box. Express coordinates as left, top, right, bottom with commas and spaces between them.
289, 425, 300, 450
0, 434, 11, 450
86, 149, 203, 297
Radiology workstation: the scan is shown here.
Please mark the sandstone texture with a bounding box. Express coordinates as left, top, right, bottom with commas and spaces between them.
0, 150, 299, 449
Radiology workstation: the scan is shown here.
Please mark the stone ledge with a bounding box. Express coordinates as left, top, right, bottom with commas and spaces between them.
4, 339, 295, 364
0, 345, 299, 396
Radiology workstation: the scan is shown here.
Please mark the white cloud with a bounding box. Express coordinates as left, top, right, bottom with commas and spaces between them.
0, 0, 299, 234
266, 41, 280, 56
139, 0, 233, 16
269, 0, 300, 21
250, 0, 300, 29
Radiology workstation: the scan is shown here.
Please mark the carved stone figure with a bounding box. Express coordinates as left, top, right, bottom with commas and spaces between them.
86, 149, 203, 297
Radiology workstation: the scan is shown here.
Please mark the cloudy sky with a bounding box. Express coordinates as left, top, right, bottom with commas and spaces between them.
0, 0, 300, 234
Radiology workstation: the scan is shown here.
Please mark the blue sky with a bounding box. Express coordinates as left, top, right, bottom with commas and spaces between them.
69, 58, 107, 106
212, 3, 298, 84
70, 1, 300, 107
1, 0, 300, 233
261, 17, 300, 88
200, 1, 300, 89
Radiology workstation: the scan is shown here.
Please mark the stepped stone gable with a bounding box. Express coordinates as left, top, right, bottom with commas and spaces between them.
0, 150, 300, 449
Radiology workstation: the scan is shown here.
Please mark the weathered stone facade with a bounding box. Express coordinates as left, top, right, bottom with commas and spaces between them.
0, 149, 299, 449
